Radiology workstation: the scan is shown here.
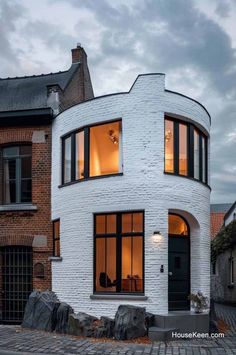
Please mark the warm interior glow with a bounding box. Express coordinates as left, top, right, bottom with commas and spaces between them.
179, 123, 188, 176
168, 214, 188, 235
76, 131, 84, 179
90, 121, 121, 177
165, 120, 174, 173
121, 236, 143, 292
96, 237, 116, 292
122, 212, 143, 233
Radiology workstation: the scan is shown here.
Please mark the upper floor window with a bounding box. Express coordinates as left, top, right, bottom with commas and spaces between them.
3, 145, 32, 204
62, 120, 122, 184
164, 116, 208, 184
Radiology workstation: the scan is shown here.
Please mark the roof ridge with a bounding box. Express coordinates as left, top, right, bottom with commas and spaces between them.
0, 64, 79, 81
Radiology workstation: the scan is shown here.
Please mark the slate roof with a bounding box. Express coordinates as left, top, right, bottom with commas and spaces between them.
224, 201, 236, 222
210, 203, 232, 213
0, 63, 79, 112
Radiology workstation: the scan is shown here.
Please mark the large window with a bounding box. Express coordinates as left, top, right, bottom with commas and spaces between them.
94, 211, 144, 294
164, 116, 208, 184
62, 120, 122, 184
3, 145, 32, 204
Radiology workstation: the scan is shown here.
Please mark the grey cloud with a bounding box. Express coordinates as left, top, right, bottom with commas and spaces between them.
0, 0, 235, 202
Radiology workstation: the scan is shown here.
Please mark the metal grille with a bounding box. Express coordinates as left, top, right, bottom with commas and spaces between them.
1, 246, 33, 323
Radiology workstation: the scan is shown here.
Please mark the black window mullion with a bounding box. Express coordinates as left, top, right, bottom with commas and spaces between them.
199, 135, 203, 182
71, 133, 76, 181
84, 127, 89, 179
205, 137, 208, 184
116, 213, 122, 293
174, 121, 179, 174
189, 125, 194, 178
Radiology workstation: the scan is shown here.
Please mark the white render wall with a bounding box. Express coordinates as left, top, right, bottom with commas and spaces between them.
51, 74, 211, 317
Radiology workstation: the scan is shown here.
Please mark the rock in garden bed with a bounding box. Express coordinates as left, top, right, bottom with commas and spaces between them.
114, 305, 147, 340
68, 312, 98, 337
22, 291, 59, 331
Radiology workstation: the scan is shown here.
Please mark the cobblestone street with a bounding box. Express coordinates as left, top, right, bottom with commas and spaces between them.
0, 303, 235, 355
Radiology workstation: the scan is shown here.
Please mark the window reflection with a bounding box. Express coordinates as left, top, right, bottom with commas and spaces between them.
64, 136, 71, 183
165, 120, 174, 173
202, 137, 206, 183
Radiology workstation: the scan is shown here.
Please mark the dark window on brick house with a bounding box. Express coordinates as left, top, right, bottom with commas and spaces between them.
34, 263, 45, 279
53, 219, 60, 257
2, 145, 32, 204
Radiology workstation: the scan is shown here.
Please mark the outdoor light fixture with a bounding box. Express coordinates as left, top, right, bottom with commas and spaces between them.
153, 230, 162, 242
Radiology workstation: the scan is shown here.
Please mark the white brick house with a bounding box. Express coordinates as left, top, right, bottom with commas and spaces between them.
51, 74, 211, 327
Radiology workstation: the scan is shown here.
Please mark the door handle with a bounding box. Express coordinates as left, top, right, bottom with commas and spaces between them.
168, 272, 173, 276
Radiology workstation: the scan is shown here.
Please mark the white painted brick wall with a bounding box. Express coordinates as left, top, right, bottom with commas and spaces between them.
51, 74, 211, 318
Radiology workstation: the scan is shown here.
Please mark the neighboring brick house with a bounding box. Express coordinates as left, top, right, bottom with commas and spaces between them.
51, 73, 211, 334
210, 203, 232, 240
0, 45, 93, 323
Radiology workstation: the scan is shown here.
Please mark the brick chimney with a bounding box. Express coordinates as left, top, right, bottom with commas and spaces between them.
71, 43, 87, 64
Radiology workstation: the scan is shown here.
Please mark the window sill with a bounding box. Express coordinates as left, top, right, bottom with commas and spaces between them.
49, 256, 63, 262
0, 203, 37, 212
90, 294, 148, 301
59, 172, 123, 188
164, 172, 211, 190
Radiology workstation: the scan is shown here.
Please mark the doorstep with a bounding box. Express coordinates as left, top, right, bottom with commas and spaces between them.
148, 311, 209, 341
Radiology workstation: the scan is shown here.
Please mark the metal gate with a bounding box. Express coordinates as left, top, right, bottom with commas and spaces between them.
1, 246, 33, 323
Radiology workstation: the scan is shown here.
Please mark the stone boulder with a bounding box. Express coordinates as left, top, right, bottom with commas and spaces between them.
22, 291, 59, 331
68, 312, 98, 337
145, 312, 155, 329
94, 316, 115, 338
114, 305, 146, 340
55, 302, 74, 334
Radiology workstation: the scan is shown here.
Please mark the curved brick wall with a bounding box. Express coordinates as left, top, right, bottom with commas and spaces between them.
51, 74, 210, 317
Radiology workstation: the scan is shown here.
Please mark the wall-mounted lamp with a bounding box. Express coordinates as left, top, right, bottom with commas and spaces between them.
152, 230, 162, 242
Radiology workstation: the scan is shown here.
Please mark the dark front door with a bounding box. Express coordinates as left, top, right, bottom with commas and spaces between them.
168, 236, 190, 310
1, 246, 33, 323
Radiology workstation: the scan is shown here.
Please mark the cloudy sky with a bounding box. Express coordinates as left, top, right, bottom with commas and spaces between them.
0, 0, 236, 203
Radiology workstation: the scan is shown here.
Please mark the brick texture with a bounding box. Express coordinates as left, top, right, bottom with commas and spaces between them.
51, 74, 211, 318
0, 126, 52, 293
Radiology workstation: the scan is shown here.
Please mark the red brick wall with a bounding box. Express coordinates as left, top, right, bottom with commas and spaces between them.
211, 212, 225, 240
0, 125, 53, 292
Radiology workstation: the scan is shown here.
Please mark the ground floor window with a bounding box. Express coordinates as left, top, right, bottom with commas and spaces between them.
94, 211, 144, 293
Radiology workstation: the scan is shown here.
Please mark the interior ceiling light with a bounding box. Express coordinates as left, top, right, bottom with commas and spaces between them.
108, 129, 119, 145
165, 129, 172, 143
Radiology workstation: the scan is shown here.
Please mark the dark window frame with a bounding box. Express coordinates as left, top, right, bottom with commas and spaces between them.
93, 210, 145, 295
61, 119, 122, 185
2, 144, 32, 204
53, 219, 60, 257
164, 115, 208, 185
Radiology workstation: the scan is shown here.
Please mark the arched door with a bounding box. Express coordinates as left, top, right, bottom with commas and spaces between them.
168, 214, 190, 311
1, 246, 33, 323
